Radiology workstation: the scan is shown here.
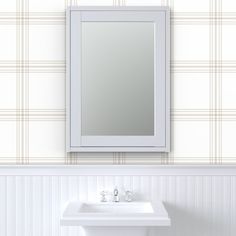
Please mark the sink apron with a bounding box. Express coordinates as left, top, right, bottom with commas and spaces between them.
83, 226, 148, 236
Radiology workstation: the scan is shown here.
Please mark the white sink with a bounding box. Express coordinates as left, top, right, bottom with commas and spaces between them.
61, 201, 170, 236
79, 201, 154, 214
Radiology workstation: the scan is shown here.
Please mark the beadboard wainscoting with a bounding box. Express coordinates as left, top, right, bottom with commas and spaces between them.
0, 165, 235, 236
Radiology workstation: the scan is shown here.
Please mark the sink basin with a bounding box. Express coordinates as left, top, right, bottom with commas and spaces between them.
79, 202, 154, 214
61, 201, 170, 227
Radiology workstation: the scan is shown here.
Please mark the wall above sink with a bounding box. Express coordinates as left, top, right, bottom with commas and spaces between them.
66, 7, 170, 153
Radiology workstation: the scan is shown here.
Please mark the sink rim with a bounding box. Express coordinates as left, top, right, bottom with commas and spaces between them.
61, 201, 171, 227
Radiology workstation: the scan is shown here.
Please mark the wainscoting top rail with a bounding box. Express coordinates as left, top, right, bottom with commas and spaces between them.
0, 165, 236, 176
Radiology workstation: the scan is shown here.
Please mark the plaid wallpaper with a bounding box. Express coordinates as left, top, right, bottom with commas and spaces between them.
0, 0, 235, 164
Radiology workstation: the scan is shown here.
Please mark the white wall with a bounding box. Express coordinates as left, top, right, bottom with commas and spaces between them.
0, 0, 235, 164
0, 165, 235, 236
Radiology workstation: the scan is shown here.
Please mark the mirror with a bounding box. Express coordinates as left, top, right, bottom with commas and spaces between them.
67, 7, 170, 152
81, 22, 154, 136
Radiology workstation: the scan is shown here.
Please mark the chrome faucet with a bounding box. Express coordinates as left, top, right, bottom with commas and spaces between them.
113, 187, 119, 202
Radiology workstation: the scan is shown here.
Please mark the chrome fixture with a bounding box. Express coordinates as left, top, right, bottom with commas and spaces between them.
113, 187, 119, 202
125, 190, 133, 202
100, 191, 108, 202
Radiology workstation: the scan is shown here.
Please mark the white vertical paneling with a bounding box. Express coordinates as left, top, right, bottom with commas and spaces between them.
204, 176, 212, 236
96, 176, 105, 199
104, 175, 114, 193
114, 176, 124, 193
176, 176, 187, 236
7, 176, 16, 236
68, 176, 78, 201
186, 176, 193, 210
78, 176, 88, 202
0, 176, 6, 236
176, 176, 185, 207
223, 176, 231, 236
87, 176, 97, 202
150, 176, 157, 202
49, 176, 53, 236
196, 176, 203, 218
140, 176, 150, 201
160, 176, 167, 201
60, 176, 69, 236
132, 176, 141, 200
211, 176, 218, 236
166, 176, 173, 203
60, 176, 69, 205
52, 176, 60, 236
0, 168, 236, 236
195, 176, 204, 236
24, 176, 31, 236
68, 177, 77, 236
42, 176, 52, 236
15, 176, 24, 236
231, 177, 236, 236
123, 176, 132, 192
32, 176, 42, 236
170, 176, 177, 205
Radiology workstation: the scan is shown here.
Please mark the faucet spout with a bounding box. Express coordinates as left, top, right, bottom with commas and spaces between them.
113, 187, 119, 202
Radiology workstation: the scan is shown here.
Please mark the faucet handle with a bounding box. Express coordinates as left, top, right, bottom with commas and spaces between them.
125, 190, 133, 202
113, 188, 118, 196
100, 191, 108, 202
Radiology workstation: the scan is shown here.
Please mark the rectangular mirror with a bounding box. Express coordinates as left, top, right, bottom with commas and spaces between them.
82, 22, 154, 136
67, 7, 170, 152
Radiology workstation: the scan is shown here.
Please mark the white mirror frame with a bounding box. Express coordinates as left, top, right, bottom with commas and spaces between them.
66, 6, 170, 152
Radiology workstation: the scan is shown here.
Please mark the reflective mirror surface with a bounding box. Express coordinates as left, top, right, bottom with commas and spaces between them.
81, 22, 154, 136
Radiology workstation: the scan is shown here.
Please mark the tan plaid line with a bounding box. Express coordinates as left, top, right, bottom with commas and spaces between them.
209, 0, 223, 164
210, 0, 214, 164
1, 117, 235, 123
3, 156, 236, 161
0, 110, 65, 121
0, 61, 65, 73
1, 108, 236, 112
113, 0, 126, 6
218, 0, 223, 164
172, 12, 236, 25
16, 0, 30, 164
0, 61, 64, 66
1, 61, 236, 73
0, 157, 115, 165
172, 61, 236, 73
1, 110, 236, 120
216, 0, 222, 164
2, 15, 236, 25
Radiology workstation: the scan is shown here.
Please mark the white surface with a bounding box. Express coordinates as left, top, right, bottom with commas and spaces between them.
79, 202, 154, 213
61, 201, 170, 226
0, 166, 236, 236
0, 165, 236, 176
83, 227, 148, 236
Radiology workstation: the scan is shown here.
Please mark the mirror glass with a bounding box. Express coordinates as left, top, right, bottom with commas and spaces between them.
81, 22, 155, 136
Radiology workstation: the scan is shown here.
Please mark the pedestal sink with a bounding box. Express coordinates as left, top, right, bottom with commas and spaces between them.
61, 201, 171, 236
